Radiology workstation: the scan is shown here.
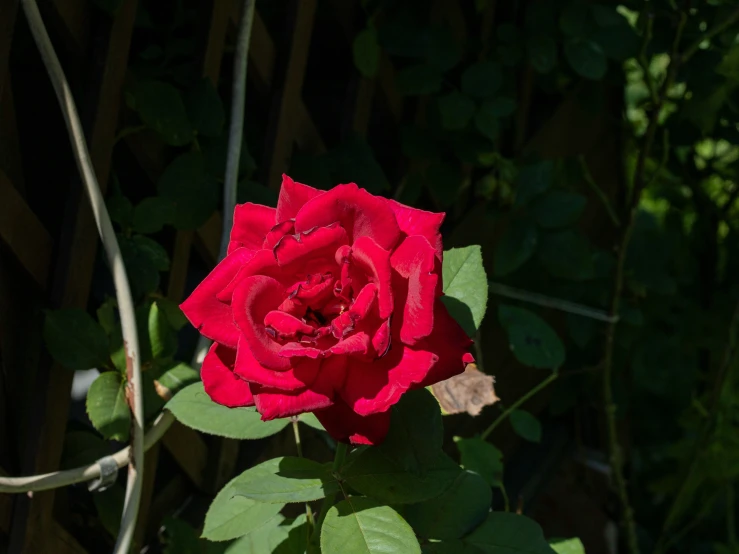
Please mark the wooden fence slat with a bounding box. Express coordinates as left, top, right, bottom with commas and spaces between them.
0, 170, 52, 289
263, 0, 318, 189
8, 2, 139, 552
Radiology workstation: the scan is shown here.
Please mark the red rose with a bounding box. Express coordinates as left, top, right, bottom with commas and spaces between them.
180, 176, 474, 445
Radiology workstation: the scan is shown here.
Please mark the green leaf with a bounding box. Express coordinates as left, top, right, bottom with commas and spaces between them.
510, 409, 542, 442
441, 245, 489, 336
530, 191, 586, 229
157, 153, 218, 230
86, 371, 130, 441
155, 362, 200, 400
353, 28, 381, 78
396, 64, 443, 95
494, 218, 538, 276
232, 457, 339, 504
129, 80, 193, 146
225, 514, 308, 553
559, 2, 594, 38
97, 298, 117, 335
157, 297, 188, 330
481, 97, 517, 117
498, 305, 565, 370
166, 382, 289, 439
527, 35, 558, 73
427, 512, 556, 554
454, 437, 504, 487
149, 301, 176, 360
298, 412, 325, 431
592, 16, 639, 61
44, 309, 110, 370
341, 390, 460, 503
185, 77, 225, 138
119, 235, 169, 297
438, 92, 476, 130
404, 471, 491, 540
93, 484, 125, 537
61, 430, 110, 469
516, 161, 553, 206
474, 107, 500, 141
203, 472, 284, 541
322, 497, 421, 554
566, 313, 595, 349
564, 38, 607, 80
538, 231, 594, 280
343, 449, 461, 504
427, 26, 461, 71
461, 62, 503, 98
549, 537, 586, 554
107, 194, 133, 228
132, 197, 174, 234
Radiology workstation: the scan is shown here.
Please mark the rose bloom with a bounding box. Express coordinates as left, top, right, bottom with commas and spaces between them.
181, 176, 474, 444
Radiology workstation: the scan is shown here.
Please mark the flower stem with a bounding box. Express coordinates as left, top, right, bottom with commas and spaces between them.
480, 371, 557, 440
310, 443, 349, 549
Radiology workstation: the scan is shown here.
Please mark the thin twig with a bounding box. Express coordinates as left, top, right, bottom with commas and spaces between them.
601, 10, 691, 554
481, 372, 557, 440
579, 156, 621, 227
681, 5, 739, 62
20, 2, 144, 552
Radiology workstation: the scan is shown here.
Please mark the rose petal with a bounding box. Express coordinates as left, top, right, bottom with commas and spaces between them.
414, 300, 474, 388
388, 200, 444, 260
180, 248, 256, 348
371, 318, 391, 357
264, 310, 315, 338
314, 399, 391, 445
232, 275, 290, 370
279, 343, 323, 359
294, 183, 401, 251
390, 235, 439, 345
264, 220, 296, 249
340, 345, 438, 416
201, 343, 255, 407
276, 174, 323, 223
352, 236, 394, 319
228, 203, 277, 254
252, 356, 346, 419
274, 223, 348, 267
235, 337, 319, 391
329, 332, 371, 357
350, 283, 377, 319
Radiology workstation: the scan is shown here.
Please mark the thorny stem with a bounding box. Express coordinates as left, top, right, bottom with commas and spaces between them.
291, 419, 315, 527
481, 372, 557, 440
603, 8, 692, 554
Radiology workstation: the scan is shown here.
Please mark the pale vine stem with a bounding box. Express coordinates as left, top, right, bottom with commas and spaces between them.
19, 1, 144, 552
1, 0, 257, 545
